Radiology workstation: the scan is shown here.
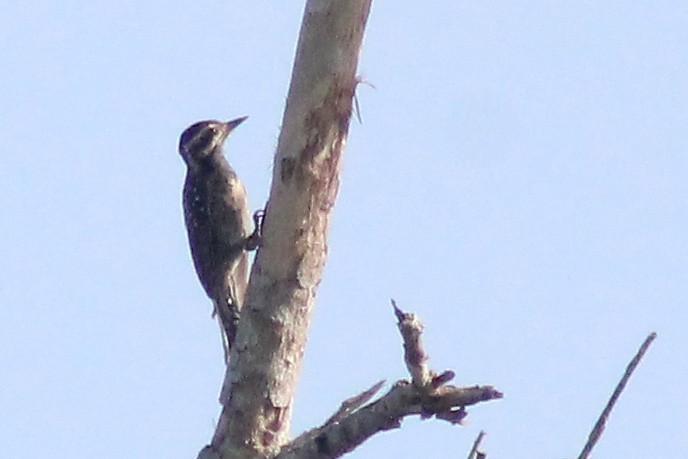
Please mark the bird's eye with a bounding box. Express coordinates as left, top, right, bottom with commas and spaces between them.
179, 122, 222, 161
197, 130, 215, 149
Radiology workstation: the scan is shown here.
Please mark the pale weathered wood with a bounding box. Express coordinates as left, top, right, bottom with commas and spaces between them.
205, 1, 373, 457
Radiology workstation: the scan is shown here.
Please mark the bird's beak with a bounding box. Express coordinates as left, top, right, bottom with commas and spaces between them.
225, 116, 248, 133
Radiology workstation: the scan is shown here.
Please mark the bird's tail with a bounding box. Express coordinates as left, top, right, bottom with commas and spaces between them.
212, 297, 240, 364
213, 297, 240, 405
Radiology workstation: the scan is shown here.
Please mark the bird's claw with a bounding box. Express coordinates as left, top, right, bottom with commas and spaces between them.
244, 209, 265, 251
252, 209, 265, 229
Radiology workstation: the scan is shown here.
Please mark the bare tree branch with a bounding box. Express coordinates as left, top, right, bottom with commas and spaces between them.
577, 332, 657, 459
277, 304, 502, 458
279, 383, 500, 459
201, 1, 373, 457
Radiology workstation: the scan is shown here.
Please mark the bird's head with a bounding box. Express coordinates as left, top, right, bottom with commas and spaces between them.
179, 116, 247, 167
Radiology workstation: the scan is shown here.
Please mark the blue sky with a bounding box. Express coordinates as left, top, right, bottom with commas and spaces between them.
1, 2, 686, 457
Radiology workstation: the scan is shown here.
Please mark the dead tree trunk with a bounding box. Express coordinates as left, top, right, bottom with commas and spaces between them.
202, 1, 373, 457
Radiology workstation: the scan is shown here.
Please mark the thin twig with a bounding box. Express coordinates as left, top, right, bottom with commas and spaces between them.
392, 299, 433, 387
323, 380, 386, 426
577, 332, 657, 459
467, 430, 486, 459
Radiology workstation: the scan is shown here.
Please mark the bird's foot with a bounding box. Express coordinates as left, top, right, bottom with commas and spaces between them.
244, 209, 265, 251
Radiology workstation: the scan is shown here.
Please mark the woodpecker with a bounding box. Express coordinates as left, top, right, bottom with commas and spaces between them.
179, 117, 259, 363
